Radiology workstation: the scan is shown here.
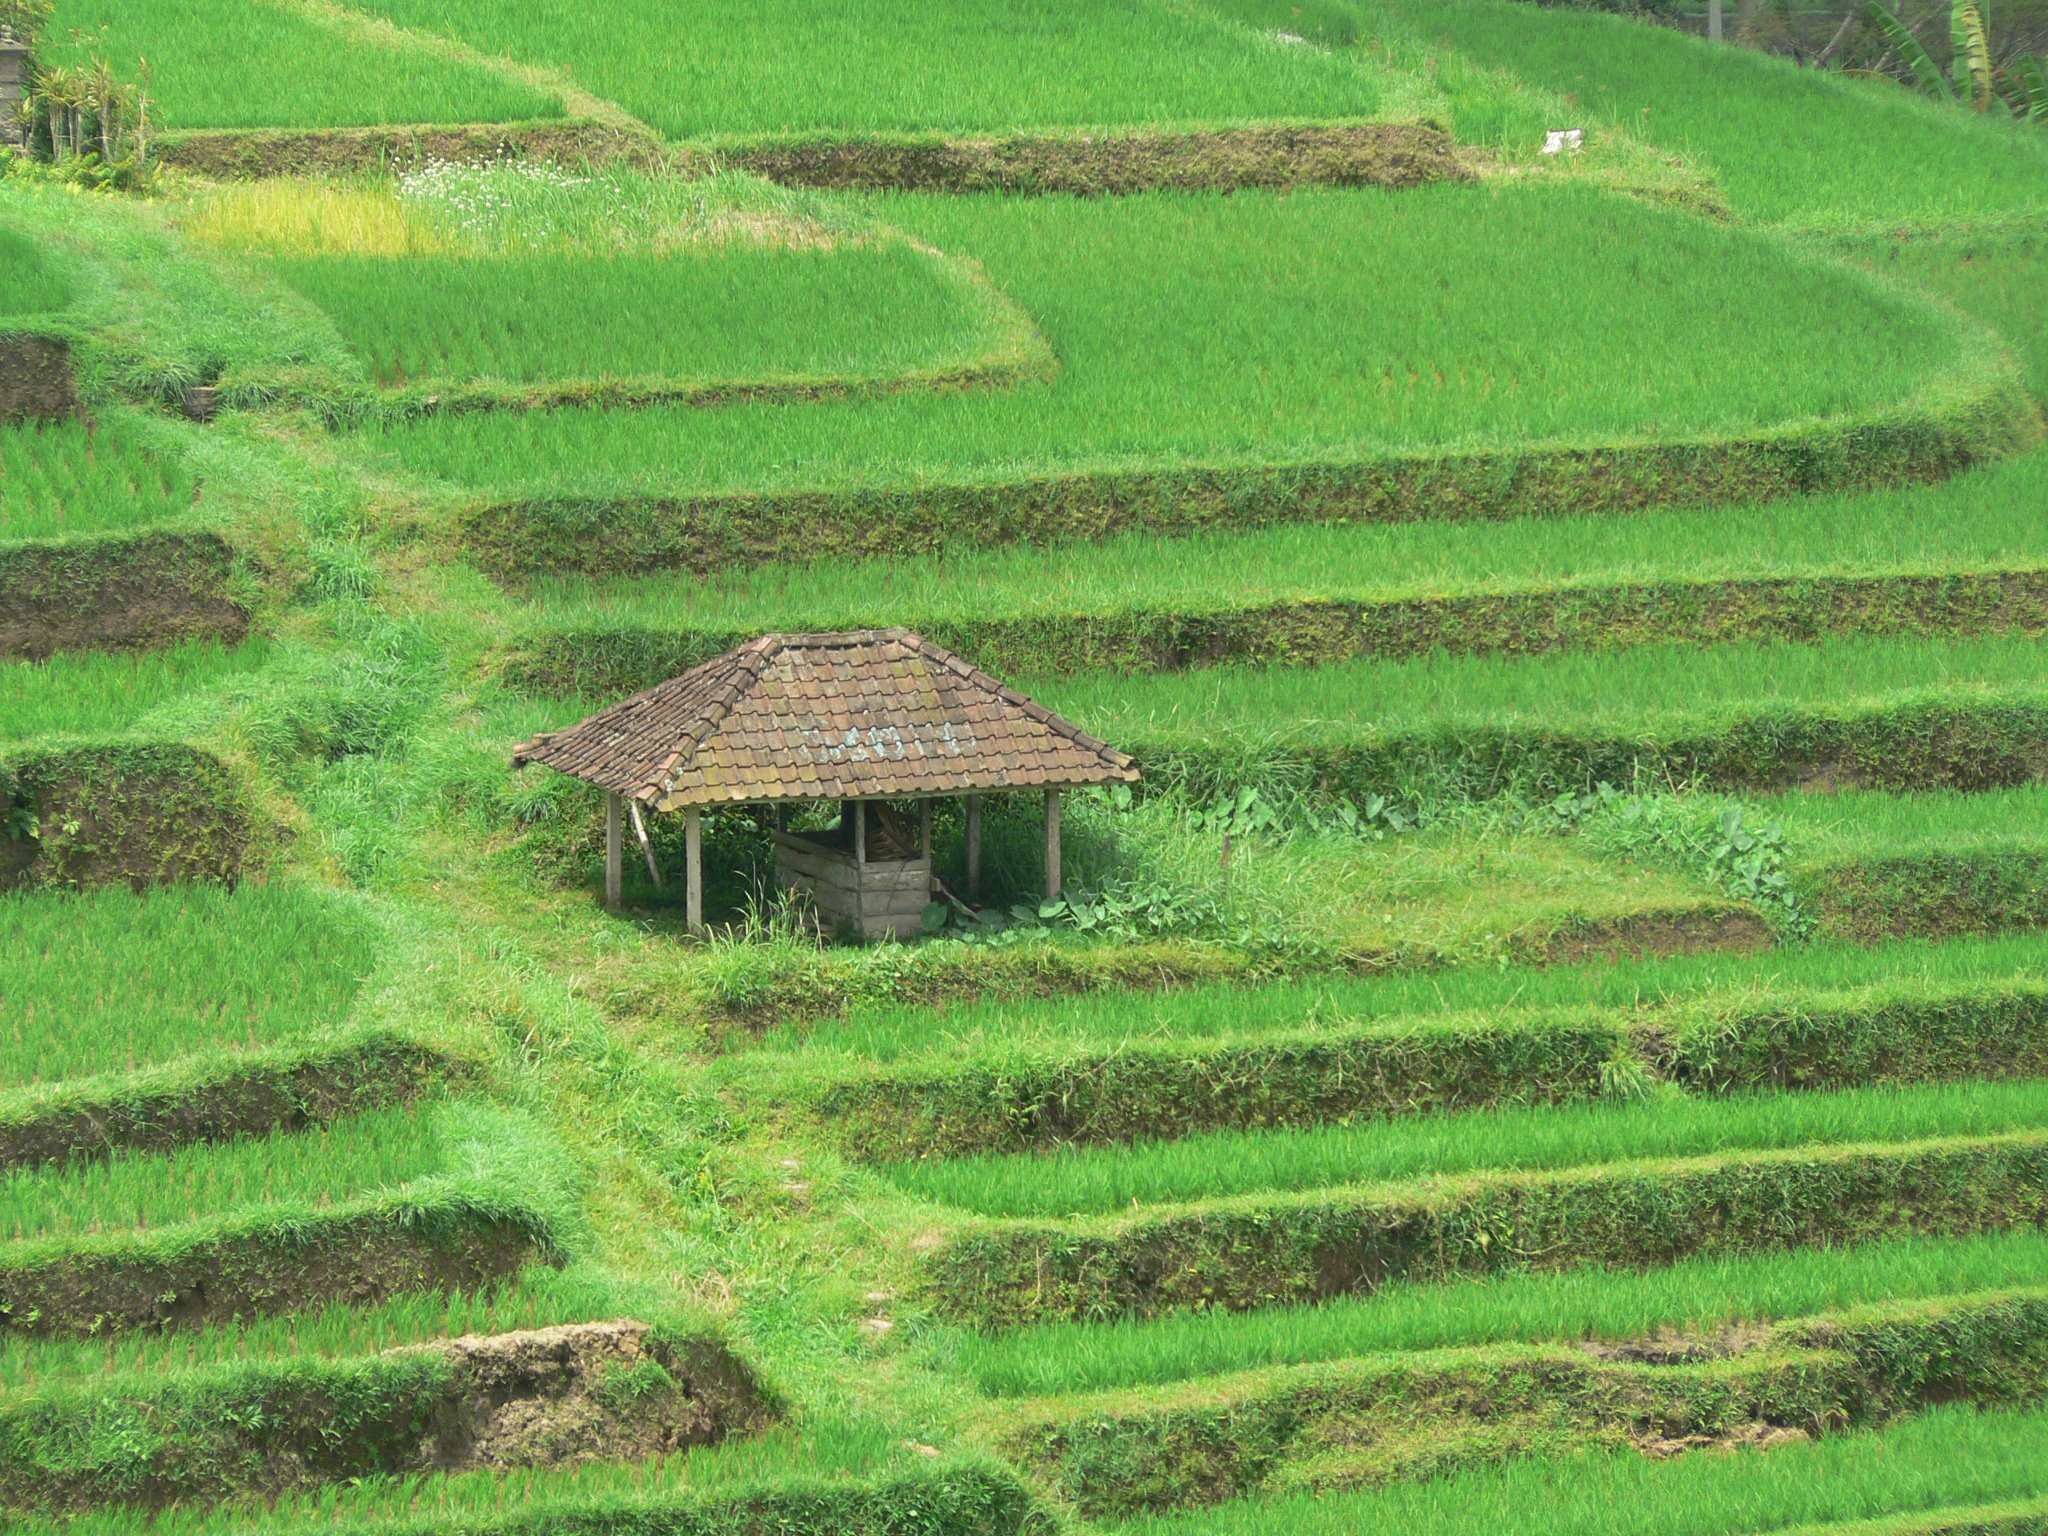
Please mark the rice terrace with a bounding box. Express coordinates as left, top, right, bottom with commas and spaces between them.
10, 0, 2048, 1531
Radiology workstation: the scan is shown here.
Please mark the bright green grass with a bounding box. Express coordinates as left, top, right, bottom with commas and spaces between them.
29, 1420, 926, 1536
347, 0, 1401, 139
1773, 785, 2048, 861
1117, 1404, 2048, 1536
1389, 0, 2048, 228
267, 246, 1013, 391
888, 1078, 2048, 1218
0, 1102, 442, 1245
0, 883, 376, 1094
1864, 230, 2048, 393
530, 447, 2048, 639
0, 1265, 616, 1393
960, 1229, 2048, 1396
776, 931, 2048, 1061
0, 639, 270, 744
0, 228, 71, 318
367, 184, 1969, 498
44, 0, 561, 131
1035, 633, 2048, 744
0, 417, 201, 545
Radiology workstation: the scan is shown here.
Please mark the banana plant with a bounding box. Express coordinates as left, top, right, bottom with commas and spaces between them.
1869, 0, 2048, 119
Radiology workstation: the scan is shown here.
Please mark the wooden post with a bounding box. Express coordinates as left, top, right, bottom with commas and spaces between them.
920, 800, 933, 861
604, 792, 623, 910
853, 800, 866, 866
965, 794, 982, 901
1708, 0, 1722, 40
685, 807, 703, 935
628, 800, 663, 887
1044, 788, 1062, 901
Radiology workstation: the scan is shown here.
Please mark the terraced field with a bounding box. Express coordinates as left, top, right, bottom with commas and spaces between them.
5, 3, 2048, 1536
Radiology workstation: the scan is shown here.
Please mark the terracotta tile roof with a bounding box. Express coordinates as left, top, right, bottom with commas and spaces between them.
512, 629, 1139, 808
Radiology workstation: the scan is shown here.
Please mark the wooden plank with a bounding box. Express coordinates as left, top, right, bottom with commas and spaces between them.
862, 887, 931, 920
605, 792, 623, 910
685, 807, 703, 934
1045, 788, 1062, 900
966, 794, 982, 901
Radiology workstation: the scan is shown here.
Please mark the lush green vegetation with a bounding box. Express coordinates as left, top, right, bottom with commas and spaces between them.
0, 228, 71, 317
345, 0, 1406, 138
1037, 632, 2048, 746
1117, 1405, 2048, 1535
45, 0, 563, 131
0, 1265, 611, 1392
959, 1229, 2048, 1395
268, 248, 1007, 391
0, 639, 269, 742
781, 929, 2048, 1060
187, 170, 1034, 397
9, 7, 2048, 1534
0, 417, 201, 544
368, 184, 1974, 497
1387, 0, 2048, 227
890, 1077, 2048, 1217
0, 1102, 444, 1244
0, 883, 375, 1091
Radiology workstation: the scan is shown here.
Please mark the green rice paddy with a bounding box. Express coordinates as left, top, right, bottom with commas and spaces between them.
1035, 632, 2048, 745
267, 245, 1016, 392
0, 883, 376, 1092
0, 1102, 443, 1245
45, 0, 562, 131
1389, 0, 2048, 228
778, 930, 2048, 1061
343, 0, 1406, 139
366, 184, 1972, 498
0, 639, 269, 743
887, 1077, 2048, 1218
959, 1229, 2048, 1396
1117, 1404, 2048, 1536
0, 1266, 611, 1392
0, 417, 201, 545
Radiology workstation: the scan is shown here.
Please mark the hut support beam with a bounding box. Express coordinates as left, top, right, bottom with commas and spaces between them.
1045, 788, 1062, 901
629, 800, 663, 887
965, 794, 982, 901
604, 792, 623, 910
685, 807, 703, 935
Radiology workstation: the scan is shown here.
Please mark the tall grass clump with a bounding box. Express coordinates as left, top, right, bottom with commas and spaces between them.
0, 882, 376, 1089
45, 0, 560, 130
342, 0, 1401, 138
0, 639, 270, 744
0, 417, 200, 544
889, 1077, 2048, 1217
369, 183, 1973, 497
959, 1229, 2048, 1395
0, 1102, 444, 1244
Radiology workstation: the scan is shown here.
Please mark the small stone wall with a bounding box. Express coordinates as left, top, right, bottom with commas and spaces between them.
0, 333, 80, 423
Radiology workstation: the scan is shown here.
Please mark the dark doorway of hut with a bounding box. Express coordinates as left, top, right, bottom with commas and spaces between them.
513, 630, 1137, 945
